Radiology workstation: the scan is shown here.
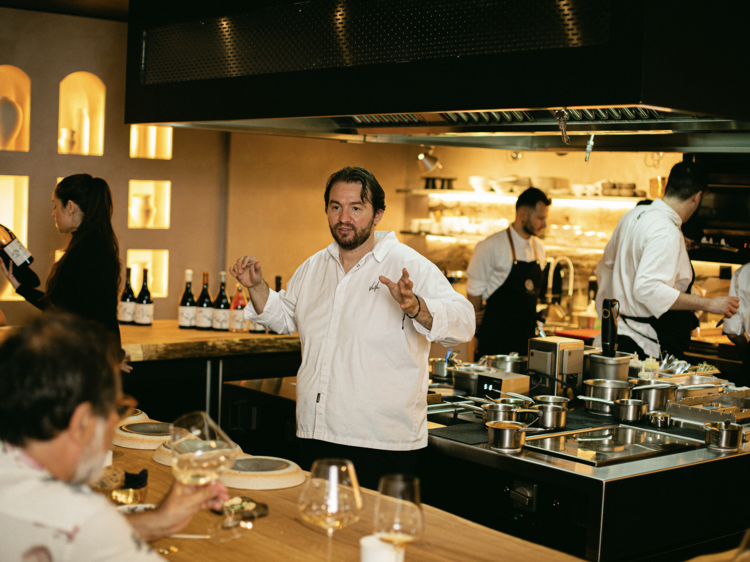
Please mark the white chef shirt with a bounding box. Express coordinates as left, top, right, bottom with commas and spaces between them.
245, 231, 475, 451
596, 199, 693, 358
0, 442, 163, 562
466, 227, 546, 300
723, 264, 750, 338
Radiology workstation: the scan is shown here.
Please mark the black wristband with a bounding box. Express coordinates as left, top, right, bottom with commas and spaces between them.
406, 295, 421, 319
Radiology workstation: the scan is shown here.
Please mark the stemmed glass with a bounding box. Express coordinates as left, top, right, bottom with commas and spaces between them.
298, 459, 363, 562
373, 475, 424, 554
170, 411, 244, 542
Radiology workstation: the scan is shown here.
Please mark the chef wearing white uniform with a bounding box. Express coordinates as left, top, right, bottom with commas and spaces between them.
595, 162, 738, 360
723, 263, 750, 382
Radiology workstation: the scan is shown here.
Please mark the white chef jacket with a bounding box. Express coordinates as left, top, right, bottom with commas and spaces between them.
466, 227, 546, 300
245, 231, 475, 450
723, 264, 750, 338
595, 199, 693, 358
0, 442, 163, 562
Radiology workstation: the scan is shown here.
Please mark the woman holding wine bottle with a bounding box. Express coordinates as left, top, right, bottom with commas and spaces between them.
0, 174, 127, 369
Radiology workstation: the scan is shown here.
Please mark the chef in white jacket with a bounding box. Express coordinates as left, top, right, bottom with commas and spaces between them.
723, 264, 750, 382
595, 162, 738, 360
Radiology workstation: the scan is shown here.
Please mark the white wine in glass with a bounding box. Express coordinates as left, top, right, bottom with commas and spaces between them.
298, 459, 363, 562
170, 411, 243, 542
374, 474, 424, 554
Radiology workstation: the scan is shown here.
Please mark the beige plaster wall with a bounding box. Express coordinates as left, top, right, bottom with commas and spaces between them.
0, 8, 227, 325
225, 134, 412, 288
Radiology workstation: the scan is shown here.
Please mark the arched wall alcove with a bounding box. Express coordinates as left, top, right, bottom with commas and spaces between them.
58, 71, 106, 156
0, 65, 31, 152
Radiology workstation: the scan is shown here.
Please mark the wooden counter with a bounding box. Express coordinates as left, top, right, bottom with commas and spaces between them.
121, 320, 300, 362
115, 446, 583, 562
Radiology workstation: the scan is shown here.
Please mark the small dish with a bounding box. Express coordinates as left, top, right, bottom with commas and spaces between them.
116, 503, 157, 514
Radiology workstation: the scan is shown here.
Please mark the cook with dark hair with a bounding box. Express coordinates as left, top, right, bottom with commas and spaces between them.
0, 174, 128, 369
0, 313, 228, 561
466, 187, 551, 357
596, 162, 739, 360
230, 166, 475, 489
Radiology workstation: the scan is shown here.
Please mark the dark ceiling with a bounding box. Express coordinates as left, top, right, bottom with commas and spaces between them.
0, 0, 128, 21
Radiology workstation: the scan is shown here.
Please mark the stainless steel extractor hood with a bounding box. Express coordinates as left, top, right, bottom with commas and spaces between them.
125, 0, 750, 152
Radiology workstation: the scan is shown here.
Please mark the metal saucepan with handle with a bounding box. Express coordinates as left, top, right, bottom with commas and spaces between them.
485, 395, 534, 408
582, 379, 633, 416
577, 396, 648, 421
460, 402, 519, 423
628, 381, 676, 411
479, 353, 528, 374
486, 419, 546, 452
534, 395, 570, 408
501, 392, 535, 404
530, 404, 567, 429
704, 421, 748, 451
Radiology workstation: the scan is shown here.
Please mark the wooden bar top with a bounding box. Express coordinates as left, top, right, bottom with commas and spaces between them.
121, 320, 301, 362
114, 446, 583, 562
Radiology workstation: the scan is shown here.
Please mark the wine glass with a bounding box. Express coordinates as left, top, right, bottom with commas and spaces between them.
298, 458, 363, 562
373, 474, 424, 554
170, 411, 244, 542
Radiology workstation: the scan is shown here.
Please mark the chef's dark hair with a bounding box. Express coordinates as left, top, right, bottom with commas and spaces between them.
46, 174, 122, 305
516, 187, 551, 211
664, 162, 709, 201
324, 166, 386, 213
0, 313, 120, 446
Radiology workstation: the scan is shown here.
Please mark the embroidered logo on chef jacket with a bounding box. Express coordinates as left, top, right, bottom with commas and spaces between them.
525, 279, 535, 291
369, 280, 381, 292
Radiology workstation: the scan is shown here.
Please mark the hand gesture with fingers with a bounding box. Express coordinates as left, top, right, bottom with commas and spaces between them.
379, 268, 419, 316
230, 256, 264, 289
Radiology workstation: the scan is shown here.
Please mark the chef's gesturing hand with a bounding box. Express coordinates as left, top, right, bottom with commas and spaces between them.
709, 295, 740, 318
380, 268, 419, 315
230, 256, 264, 289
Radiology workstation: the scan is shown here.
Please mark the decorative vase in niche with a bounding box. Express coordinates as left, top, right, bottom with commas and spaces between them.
0, 96, 23, 151
129, 194, 157, 228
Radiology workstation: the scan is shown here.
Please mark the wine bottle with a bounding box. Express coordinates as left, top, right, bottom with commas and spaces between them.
0, 223, 41, 288
195, 271, 214, 330
275, 275, 282, 292
118, 267, 136, 324
229, 283, 248, 333
212, 271, 230, 331
134, 268, 154, 326
178, 269, 197, 329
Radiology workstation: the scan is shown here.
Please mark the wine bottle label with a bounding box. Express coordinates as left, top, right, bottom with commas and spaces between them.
178, 306, 197, 327
118, 301, 136, 322
213, 309, 230, 330
229, 309, 247, 331
196, 307, 213, 328
134, 303, 154, 325
4, 239, 32, 267
249, 320, 266, 333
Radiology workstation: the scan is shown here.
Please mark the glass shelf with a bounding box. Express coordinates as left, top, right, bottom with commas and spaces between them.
128, 180, 171, 229
0, 175, 29, 301
126, 250, 169, 298
0, 65, 30, 152
58, 72, 105, 156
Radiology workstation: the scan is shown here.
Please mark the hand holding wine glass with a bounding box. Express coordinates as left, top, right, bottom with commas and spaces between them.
170, 411, 245, 542
374, 475, 424, 554
298, 459, 363, 562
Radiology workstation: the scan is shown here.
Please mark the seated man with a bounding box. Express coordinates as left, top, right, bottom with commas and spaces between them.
0, 313, 228, 561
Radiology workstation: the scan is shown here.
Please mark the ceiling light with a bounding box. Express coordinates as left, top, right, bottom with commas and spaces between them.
417, 148, 441, 173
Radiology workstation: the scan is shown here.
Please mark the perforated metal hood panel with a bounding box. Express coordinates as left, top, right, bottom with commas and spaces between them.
125, 0, 750, 152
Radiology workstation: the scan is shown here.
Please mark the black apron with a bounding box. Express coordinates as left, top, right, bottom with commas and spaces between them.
620, 263, 699, 361
477, 229, 543, 357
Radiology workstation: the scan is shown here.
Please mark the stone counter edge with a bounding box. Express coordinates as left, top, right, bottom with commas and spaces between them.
124, 335, 301, 362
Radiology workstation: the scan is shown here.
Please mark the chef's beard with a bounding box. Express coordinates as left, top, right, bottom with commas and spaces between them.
330, 215, 376, 250
523, 217, 540, 237
72, 416, 110, 486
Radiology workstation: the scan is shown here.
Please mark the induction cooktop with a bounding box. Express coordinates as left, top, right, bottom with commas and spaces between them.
523, 425, 702, 467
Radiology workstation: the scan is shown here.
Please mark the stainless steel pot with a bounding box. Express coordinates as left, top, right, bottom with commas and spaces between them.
577, 396, 647, 421
704, 422, 747, 450
587, 351, 634, 382
485, 396, 533, 408
647, 412, 672, 428
429, 358, 449, 378
582, 379, 633, 416
479, 354, 527, 374
486, 420, 545, 452
628, 381, 677, 411
530, 404, 567, 429
461, 402, 518, 422
535, 395, 570, 408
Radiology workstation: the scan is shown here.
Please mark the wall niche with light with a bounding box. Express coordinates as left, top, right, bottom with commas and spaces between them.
126, 249, 169, 299
0, 175, 29, 301
130, 125, 173, 160
0, 65, 31, 152
128, 180, 171, 229
58, 71, 105, 156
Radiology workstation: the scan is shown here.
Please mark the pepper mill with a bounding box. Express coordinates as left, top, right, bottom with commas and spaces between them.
601, 298, 619, 358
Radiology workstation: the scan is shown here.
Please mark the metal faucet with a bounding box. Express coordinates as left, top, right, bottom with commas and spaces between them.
546, 256, 575, 306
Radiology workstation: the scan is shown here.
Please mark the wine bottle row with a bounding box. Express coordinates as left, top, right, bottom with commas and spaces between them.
177, 269, 265, 332
118, 267, 153, 326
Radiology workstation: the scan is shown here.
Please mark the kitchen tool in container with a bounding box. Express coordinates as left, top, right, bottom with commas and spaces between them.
577, 396, 648, 422
429, 358, 449, 378
582, 379, 633, 416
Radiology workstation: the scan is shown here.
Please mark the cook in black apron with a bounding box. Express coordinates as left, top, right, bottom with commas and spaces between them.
620, 263, 699, 361
477, 229, 543, 357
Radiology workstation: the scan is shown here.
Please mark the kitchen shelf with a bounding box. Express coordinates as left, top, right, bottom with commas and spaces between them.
0, 65, 30, 152
58, 71, 105, 156
130, 125, 173, 159
128, 180, 171, 229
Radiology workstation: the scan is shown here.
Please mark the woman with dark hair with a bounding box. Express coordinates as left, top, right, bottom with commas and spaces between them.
0, 174, 125, 356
